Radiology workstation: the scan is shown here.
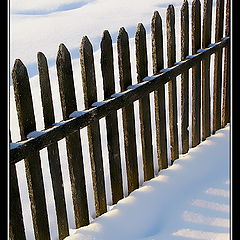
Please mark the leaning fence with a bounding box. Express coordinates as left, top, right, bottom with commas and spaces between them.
10, 0, 230, 239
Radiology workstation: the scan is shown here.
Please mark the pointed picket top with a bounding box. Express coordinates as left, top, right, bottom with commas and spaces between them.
192, 0, 201, 54
152, 10, 162, 26
80, 35, 93, 55
12, 58, 37, 140
135, 22, 147, 50
167, 4, 175, 33
151, 10, 163, 74
118, 27, 127, 36
56, 43, 76, 120
151, 11, 163, 38
101, 30, 113, 60
56, 43, 74, 79
192, 0, 201, 13
192, 0, 201, 23
37, 52, 49, 77
56, 43, 72, 65
181, 0, 188, 10
135, 22, 148, 83
117, 27, 129, 45
80, 35, 97, 109
167, 4, 175, 17
166, 4, 176, 67
101, 30, 112, 43
37, 51, 47, 65
12, 59, 29, 82
100, 30, 115, 99
117, 26, 132, 91
181, 0, 189, 60
37, 51, 56, 129
167, 5, 175, 39
181, 0, 189, 29
12, 59, 29, 90
136, 22, 145, 36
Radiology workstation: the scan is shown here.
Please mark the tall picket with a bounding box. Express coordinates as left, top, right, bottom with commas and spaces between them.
56, 44, 89, 227
80, 36, 107, 216
135, 23, 155, 180
100, 30, 124, 204
166, 5, 179, 163
151, 11, 168, 169
12, 59, 50, 240
117, 27, 139, 193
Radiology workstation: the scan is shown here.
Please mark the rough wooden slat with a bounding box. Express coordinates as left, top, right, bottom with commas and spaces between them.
10, 164, 26, 240
56, 44, 89, 227
100, 30, 124, 204
37, 52, 69, 239
117, 27, 139, 194
80, 36, 107, 216
9, 134, 26, 240
213, 0, 225, 133
180, 0, 189, 153
136, 23, 154, 180
151, 11, 168, 170
12, 59, 50, 240
167, 5, 179, 163
202, 0, 213, 140
222, 0, 230, 127
10, 37, 230, 164
191, 0, 201, 147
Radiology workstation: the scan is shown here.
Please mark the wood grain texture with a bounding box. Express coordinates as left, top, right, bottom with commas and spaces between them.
38, 52, 69, 239
202, 0, 213, 140
151, 11, 168, 169
56, 44, 89, 227
167, 5, 179, 163
117, 27, 139, 193
191, 0, 201, 147
222, 0, 230, 127
12, 59, 50, 240
136, 23, 154, 180
101, 30, 124, 204
180, 0, 189, 153
80, 36, 107, 216
9, 134, 26, 240
213, 0, 224, 133
10, 38, 230, 164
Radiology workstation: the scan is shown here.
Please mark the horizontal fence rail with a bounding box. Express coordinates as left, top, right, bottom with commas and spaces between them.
10, 37, 230, 164
10, 0, 230, 239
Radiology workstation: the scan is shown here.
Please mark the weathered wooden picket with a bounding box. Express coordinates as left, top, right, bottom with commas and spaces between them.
10, 0, 230, 239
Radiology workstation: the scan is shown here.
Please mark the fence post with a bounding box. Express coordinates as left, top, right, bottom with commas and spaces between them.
9, 133, 26, 240
80, 36, 107, 217
135, 23, 155, 180
12, 59, 50, 240
202, 0, 213, 140
37, 52, 69, 239
166, 5, 179, 163
117, 27, 139, 194
180, 0, 190, 154
100, 30, 124, 204
191, 0, 201, 147
222, 0, 230, 127
56, 43, 89, 227
151, 11, 168, 170
213, 0, 225, 133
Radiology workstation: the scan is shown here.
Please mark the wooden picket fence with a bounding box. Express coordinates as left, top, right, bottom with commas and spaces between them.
10, 0, 230, 239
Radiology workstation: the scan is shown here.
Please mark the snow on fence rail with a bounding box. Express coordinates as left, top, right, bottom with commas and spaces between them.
10, 0, 230, 239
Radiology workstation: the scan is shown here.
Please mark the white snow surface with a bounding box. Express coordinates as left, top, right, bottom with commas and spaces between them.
10, 0, 230, 240
65, 125, 230, 240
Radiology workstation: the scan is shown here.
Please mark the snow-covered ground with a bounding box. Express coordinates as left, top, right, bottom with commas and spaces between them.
10, 0, 230, 239
65, 125, 230, 240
